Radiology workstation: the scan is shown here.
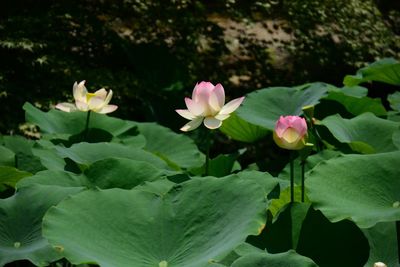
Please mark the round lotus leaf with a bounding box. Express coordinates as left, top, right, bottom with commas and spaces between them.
43, 176, 267, 267
237, 83, 327, 130
0, 185, 83, 266
231, 250, 317, 267
306, 151, 400, 228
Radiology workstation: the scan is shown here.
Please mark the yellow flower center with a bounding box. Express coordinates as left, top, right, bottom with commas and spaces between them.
282, 128, 300, 143
86, 93, 96, 102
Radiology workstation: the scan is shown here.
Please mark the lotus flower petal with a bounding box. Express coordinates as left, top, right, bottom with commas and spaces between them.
93, 88, 108, 100
88, 96, 106, 110
176, 109, 196, 120
219, 97, 245, 115
57, 80, 117, 114
73, 81, 87, 103
214, 113, 230, 120
180, 117, 203, 132
192, 81, 214, 104
103, 89, 113, 105
97, 105, 118, 114
55, 102, 77, 112
185, 97, 205, 116
204, 117, 222, 129
209, 83, 225, 111
75, 100, 89, 111
273, 115, 308, 150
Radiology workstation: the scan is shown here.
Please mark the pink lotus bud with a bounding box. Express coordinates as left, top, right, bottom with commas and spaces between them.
176, 81, 245, 131
273, 115, 308, 150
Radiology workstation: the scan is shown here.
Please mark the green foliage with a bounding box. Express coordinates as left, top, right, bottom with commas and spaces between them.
306, 151, 400, 228
321, 113, 400, 153
1, 57, 400, 266
237, 83, 328, 130
42, 176, 267, 266
344, 58, 400, 86
0, 186, 83, 266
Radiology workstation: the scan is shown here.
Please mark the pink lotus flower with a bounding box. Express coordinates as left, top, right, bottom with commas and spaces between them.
273, 115, 308, 150
176, 82, 245, 131
56, 81, 118, 114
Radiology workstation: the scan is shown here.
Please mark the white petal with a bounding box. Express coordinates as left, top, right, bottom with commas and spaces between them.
219, 97, 245, 115
103, 89, 113, 105
73, 81, 87, 102
55, 102, 76, 112
209, 83, 225, 111
97, 105, 118, 114
75, 100, 89, 111
93, 88, 108, 100
214, 113, 230, 120
176, 109, 196, 120
88, 96, 106, 111
180, 117, 203, 132
203, 117, 222, 129
185, 97, 205, 116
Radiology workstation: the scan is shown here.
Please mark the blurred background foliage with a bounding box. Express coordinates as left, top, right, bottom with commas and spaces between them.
0, 0, 399, 134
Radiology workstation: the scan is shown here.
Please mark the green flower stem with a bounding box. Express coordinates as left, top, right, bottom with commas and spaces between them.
83, 110, 91, 142
203, 130, 213, 176
301, 160, 305, 202
205, 141, 210, 176
290, 152, 295, 203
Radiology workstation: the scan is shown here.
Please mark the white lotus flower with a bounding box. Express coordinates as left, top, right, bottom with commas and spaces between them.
176, 81, 245, 132
56, 80, 118, 114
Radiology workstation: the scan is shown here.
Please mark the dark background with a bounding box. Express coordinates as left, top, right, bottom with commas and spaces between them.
1, 0, 399, 133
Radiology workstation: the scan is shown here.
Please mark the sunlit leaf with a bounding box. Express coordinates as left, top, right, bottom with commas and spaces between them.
306, 151, 400, 228
0, 185, 83, 266
321, 113, 400, 153
237, 83, 328, 130
220, 112, 268, 143
43, 176, 267, 267
343, 58, 400, 86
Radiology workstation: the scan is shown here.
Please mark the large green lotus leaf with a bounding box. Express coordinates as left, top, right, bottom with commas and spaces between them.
296, 208, 369, 267
237, 83, 328, 130
249, 205, 369, 266
306, 151, 400, 228
32, 140, 67, 171
362, 222, 400, 267
17, 170, 89, 190
324, 91, 386, 116
18, 158, 168, 190
55, 142, 168, 169
133, 122, 204, 169
339, 86, 368, 98
0, 166, 32, 188
23, 102, 134, 136
343, 58, 400, 86
247, 203, 310, 253
0, 185, 83, 266
84, 158, 168, 189
219, 112, 268, 143
388, 91, 400, 111
393, 128, 400, 149
321, 113, 400, 153
2, 136, 45, 173
231, 170, 279, 198
42, 176, 267, 267
191, 154, 241, 178
0, 145, 15, 166
231, 250, 317, 267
